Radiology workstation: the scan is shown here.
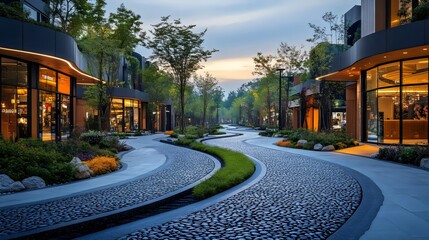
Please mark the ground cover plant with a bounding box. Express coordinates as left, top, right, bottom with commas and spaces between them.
0, 132, 126, 185
272, 128, 358, 150
190, 142, 255, 200
377, 145, 429, 166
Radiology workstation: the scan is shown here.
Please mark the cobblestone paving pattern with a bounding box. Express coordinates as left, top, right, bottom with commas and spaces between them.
0, 144, 215, 237
120, 134, 362, 239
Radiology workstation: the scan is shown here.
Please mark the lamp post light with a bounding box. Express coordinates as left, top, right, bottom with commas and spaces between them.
277, 68, 285, 131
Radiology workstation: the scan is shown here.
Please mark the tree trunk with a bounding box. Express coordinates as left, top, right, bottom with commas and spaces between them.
98, 53, 103, 131
179, 81, 185, 134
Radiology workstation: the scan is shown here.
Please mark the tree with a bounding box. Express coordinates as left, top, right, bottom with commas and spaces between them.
141, 16, 218, 133
194, 72, 218, 129
80, 3, 143, 131
48, 0, 93, 37
253, 53, 279, 127
212, 86, 224, 124
142, 64, 174, 132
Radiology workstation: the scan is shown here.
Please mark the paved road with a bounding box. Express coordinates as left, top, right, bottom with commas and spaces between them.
119, 131, 362, 239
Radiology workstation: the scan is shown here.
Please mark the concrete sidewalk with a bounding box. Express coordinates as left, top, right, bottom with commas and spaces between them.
246, 136, 429, 240
0, 134, 167, 208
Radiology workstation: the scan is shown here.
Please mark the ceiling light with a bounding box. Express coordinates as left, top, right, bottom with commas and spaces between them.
423, 48, 428, 51
403, 51, 408, 54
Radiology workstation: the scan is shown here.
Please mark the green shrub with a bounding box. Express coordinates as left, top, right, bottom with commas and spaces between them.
80, 130, 106, 145
185, 125, 204, 138
191, 142, 255, 200
99, 136, 120, 149
378, 146, 400, 162
133, 131, 143, 136
170, 133, 179, 138
176, 137, 195, 146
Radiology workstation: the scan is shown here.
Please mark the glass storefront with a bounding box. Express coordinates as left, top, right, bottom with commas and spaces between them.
365, 58, 429, 144
38, 66, 72, 141
110, 98, 140, 132
1, 58, 29, 141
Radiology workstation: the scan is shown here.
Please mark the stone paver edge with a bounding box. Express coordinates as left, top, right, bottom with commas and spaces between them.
76, 154, 267, 240
242, 138, 384, 240
7, 144, 222, 239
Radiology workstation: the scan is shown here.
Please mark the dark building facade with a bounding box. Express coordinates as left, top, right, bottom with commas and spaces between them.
319, 0, 429, 145
0, 1, 172, 141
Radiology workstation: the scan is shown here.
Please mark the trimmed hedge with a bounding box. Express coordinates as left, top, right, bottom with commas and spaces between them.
190, 142, 255, 200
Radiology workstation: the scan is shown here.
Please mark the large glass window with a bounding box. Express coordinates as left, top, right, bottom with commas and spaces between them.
39, 91, 56, 141
402, 85, 428, 144
58, 73, 71, 95
60, 95, 71, 139
39, 67, 56, 92
366, 59, 429, 144
110, 99, 123, 132
366, 68, 377, 91
1, 87, 28, 141
378, 62, 400, 88
403, 58, 428, 85
2, 58, 27, 86
367, 91, 378, 142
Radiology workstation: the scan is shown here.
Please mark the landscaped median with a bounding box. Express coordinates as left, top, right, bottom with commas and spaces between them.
190, 142, 255, 200
162, 126, 255, 200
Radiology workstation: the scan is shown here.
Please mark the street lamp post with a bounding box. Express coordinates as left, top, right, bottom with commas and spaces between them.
277, 68, 285, 131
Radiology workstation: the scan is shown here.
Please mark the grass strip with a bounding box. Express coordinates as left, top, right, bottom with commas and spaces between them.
190, 142, 255, 200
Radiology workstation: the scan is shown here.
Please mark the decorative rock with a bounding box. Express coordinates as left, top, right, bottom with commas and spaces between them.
296, 140, 308, 147
74, 164, 93, 179
0, 174, 14, 187
313, 143, 323, 151
70, 157, 82, 165
22, 176, 46, 190
370, 153, 379, 158
420, 158, 429, 169
9, 181, 25, 192
70, 157, 93, 179
321, 145, 335, 151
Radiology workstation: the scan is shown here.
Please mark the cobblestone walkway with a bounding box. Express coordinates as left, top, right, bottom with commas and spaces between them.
0, 144, 215, 237
120, 133, 362, 239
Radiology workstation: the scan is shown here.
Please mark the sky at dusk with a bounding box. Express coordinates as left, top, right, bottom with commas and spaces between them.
105, 0, 360, 94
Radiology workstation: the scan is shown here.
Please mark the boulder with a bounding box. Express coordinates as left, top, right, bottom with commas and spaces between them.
70, 157, 82, 165
22, 176, 46, 190
0, 181, 25, 193
313, 143, 323, 151
321, 145, 335, 151
296, 139, 308, 147
0, 174, 14, 187
420, 158, 429, 169
70, 157, 93, 179
370, 153, 379, 158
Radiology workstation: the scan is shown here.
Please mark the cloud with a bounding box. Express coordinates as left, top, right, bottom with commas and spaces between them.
198, 57, 254, 81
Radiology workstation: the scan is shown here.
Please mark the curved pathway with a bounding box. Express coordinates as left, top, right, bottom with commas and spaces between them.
0, 135, 216, 238
118, 132, 362, 239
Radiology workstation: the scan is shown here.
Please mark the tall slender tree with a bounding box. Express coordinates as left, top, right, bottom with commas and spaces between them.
141, 16, 217, 133
194, 72, 218, 129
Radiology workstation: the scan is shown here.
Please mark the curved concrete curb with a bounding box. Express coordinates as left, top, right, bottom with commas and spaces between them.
7, 148, 221, 239
328, 165, 384, 240
77, 155, 267, 240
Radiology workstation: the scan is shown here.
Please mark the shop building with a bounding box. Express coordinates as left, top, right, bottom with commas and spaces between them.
0, 1, 172, 141
318, 0, 429, 145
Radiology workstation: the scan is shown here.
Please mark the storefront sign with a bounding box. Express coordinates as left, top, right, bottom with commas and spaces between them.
2, 109, 17, 114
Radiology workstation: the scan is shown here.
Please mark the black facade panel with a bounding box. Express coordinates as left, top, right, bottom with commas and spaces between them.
22, 22, 55, 56
0, 17, 22, 49
329, 19, 429, 73
386, 21, 425, 51
55, 31, 76, 63
356, 30, 387, 61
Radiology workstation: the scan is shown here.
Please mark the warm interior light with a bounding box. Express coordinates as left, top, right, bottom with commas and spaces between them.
403, 51, 408, 54
424, 48, 428, 51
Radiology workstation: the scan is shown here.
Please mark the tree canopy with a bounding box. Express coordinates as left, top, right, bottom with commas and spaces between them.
141, 16, 218, 133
